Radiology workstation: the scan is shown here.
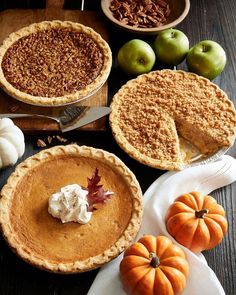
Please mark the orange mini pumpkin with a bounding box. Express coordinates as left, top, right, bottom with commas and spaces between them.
166, 191, 228, 253
120, 235, 189, 295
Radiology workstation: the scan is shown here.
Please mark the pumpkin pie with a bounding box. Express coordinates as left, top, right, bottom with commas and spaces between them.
110, 70, 236, 170
0, 145, 143, 273
0, 21, 112, 106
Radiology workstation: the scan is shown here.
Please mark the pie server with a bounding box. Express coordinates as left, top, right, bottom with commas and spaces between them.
0, 106, 111, 132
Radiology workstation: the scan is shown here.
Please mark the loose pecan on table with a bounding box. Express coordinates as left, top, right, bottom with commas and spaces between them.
36, 135, 68, 148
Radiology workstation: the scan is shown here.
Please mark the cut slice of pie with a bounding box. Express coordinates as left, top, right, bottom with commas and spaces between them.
0, 21, 112, 106
0, 145, 143, 273
110, 70, 236, 170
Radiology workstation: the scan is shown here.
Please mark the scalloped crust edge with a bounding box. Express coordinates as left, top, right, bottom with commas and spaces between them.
110, 69, 236, 171
0, 21, 112, 106
0, 144, 143, 273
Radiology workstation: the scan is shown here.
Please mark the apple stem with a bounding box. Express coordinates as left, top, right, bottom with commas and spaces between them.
139, 58, 146, 65
202, 44, 207, 52
171, 31, 175, 38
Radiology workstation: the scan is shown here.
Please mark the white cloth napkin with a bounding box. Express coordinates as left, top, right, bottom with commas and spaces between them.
88, 155, 236, 295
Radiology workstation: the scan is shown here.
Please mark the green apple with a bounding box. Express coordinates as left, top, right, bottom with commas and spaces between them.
153, 29, 189, 65
186, 40, 226, 80
117, 39, 156, 75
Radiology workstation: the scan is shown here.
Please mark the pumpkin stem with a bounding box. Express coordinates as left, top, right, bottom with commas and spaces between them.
195, 209, 209, 218
149, 252, 160, 268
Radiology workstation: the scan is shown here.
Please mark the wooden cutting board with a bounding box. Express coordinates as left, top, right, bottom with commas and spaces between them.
0, 4, 109, 132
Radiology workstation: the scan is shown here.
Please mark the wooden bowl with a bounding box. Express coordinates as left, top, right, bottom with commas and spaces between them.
101, 0, 190, 34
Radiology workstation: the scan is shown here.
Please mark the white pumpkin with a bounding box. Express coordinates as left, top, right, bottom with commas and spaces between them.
0, 118, 25, 168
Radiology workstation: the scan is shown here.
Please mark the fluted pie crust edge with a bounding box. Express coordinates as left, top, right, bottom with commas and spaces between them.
0, 21, 112, 106
0, 144, 143, 273
110, 70, 236, 170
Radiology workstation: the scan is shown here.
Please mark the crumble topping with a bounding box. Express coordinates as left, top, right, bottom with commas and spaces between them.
119, 102, 180, 161
111, 70, 236, 166
2, 29, 104, 97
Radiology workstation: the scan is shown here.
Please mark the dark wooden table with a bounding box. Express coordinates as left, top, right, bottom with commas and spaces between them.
0, 0, 235, 294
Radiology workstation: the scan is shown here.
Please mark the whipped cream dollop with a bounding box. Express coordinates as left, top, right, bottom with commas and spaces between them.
48, 184, 92, 224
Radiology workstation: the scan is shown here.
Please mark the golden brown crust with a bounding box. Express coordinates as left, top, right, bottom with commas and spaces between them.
0, 145, 143, 273
0, 21, 112, 106
110, 70, 236, 170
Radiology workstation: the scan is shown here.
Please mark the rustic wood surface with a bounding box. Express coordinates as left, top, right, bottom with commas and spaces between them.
0, 0, 236, 294
0, 8, 108, 132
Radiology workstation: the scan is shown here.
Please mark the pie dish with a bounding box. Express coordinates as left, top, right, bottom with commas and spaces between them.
110, 70, 236, 170
0, 145, 143, 273
0, 21, 112, 106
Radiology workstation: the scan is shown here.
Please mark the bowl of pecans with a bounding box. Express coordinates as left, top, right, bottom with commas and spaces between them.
101, 0, 190, 34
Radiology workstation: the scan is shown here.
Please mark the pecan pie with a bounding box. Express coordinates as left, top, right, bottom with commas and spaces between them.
0, 21, 112, 106
0, 145, 143, 273
110, 70, 236, 170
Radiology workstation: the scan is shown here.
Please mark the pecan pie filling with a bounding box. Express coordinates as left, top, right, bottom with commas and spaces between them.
1, 29, 104, 97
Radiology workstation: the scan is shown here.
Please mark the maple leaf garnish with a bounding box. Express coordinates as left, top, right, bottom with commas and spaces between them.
86, 168, 113, 211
